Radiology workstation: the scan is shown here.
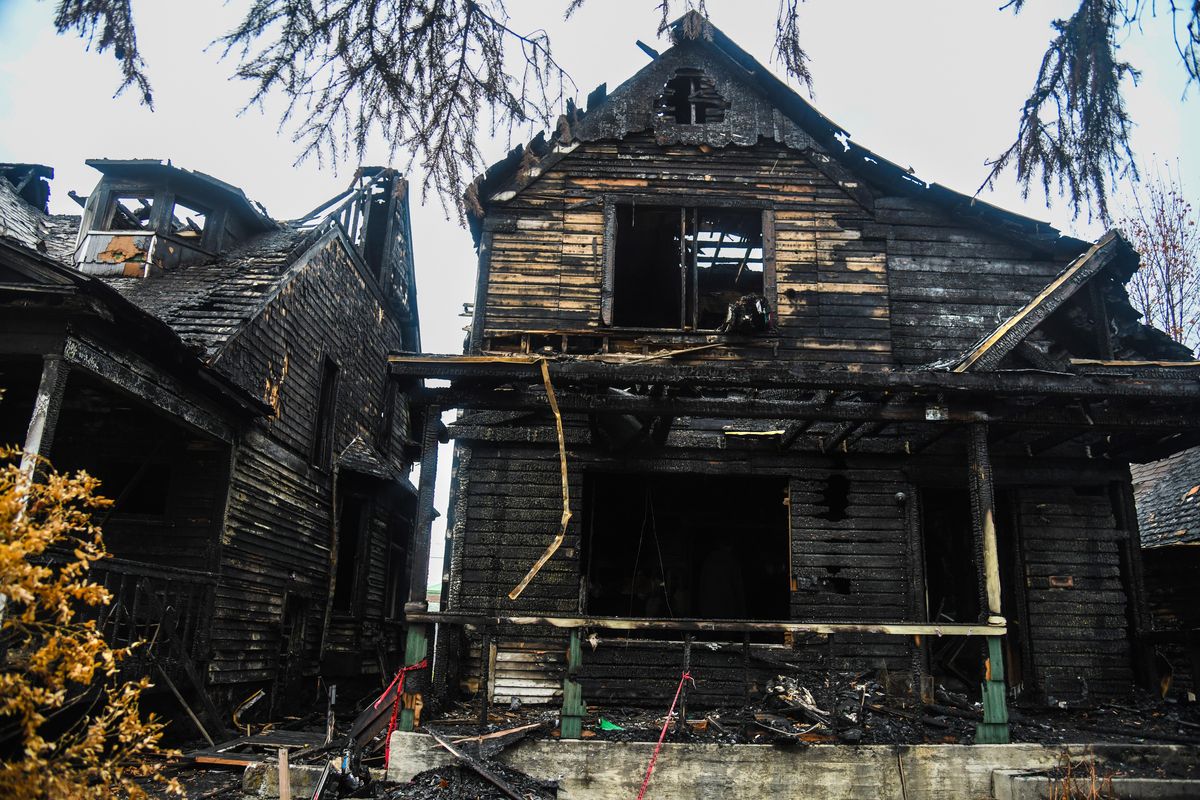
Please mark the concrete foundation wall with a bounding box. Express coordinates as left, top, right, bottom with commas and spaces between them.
388, 733, 1193, 799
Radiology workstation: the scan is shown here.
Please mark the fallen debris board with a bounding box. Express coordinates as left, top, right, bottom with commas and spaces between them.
185, 730, 326, 767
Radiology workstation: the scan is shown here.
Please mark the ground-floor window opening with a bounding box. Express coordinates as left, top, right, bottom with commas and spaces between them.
582, 472, 789, 640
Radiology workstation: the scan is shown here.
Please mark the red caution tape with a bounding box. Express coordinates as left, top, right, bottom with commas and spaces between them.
382, 659, 429, 769
636, 671, 694, 800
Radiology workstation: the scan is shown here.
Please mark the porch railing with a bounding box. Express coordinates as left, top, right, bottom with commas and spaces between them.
84, 557, 217, 683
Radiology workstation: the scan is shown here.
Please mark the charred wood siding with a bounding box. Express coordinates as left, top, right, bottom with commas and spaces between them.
1016, 487, 1134, 699
876, 197, 1066, 366
482, 137, 892, 364
211, 431, 327, 683
1142, 546, 1200, 694
790, 468, 914, 676
480, 136, 1072, 368
207, 236, 409, 685
454, 441, 583, 616
213, 237, 405, 461
449, 435, 925, 703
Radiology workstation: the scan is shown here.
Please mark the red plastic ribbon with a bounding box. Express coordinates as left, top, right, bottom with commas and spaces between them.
382, 658, 429, 769
635, 671, 694, 800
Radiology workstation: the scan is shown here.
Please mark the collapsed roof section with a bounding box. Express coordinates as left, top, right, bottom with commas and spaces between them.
85, 159, 277, 234
950, 230, 1196, 372
465, 11, 1087, 260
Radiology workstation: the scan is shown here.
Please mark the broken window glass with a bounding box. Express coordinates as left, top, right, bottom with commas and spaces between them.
168, 198, 208, 242
106, 195, 156, 231
658, 67, 728, 124
612, 204, 766, 331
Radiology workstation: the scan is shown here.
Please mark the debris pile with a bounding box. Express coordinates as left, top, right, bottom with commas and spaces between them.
382, 763, 556, 800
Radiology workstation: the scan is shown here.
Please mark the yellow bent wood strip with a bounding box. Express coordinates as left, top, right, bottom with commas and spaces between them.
508, 359, 571, 601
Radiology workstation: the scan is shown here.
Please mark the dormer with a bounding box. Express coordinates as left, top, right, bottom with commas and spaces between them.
75, 159, 277, 277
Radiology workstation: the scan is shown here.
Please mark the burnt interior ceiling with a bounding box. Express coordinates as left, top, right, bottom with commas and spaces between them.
612, 204, 764, 330
582, 472, 789, 628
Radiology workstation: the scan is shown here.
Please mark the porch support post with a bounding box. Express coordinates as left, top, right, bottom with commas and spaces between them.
968, 422, 1010, 743
19, 354, 69, 486
400, 405, 442, 732
560, 628, 585, 740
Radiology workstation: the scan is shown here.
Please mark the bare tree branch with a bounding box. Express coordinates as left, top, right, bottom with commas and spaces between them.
983, 0, 1140, 222
216, 0, 575, 217
1120, 163, 1200, 353
50, 0, 153, 108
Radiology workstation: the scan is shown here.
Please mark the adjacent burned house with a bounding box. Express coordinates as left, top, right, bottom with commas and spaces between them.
390, 15, 1200, 742
1132, 447, 1200, 695
0, 160, 421, 722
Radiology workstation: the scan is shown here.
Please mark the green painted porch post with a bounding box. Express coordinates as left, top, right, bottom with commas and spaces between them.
560, 629, 585, 739
976, 635, 1010, 744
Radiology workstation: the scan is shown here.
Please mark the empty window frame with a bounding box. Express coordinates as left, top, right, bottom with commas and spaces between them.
167, 198, 209, 243
610, 204, 765, 330
312, 356, 340, 468
332, 488, 370, 614
105, 194, 157, 231
581, 473, 789, 632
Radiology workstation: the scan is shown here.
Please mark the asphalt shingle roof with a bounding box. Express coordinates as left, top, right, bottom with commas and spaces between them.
1132, 447, 1200, 547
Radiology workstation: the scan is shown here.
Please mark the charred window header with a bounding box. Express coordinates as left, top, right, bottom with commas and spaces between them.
658, 67, 728, 124
611, 204, 767, 331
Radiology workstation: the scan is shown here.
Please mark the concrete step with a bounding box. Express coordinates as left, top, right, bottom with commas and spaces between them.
992, 767, 1200, 800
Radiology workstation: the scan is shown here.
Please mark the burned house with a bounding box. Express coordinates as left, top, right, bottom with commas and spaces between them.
1132, 446, 1200, 695
389, 14, 1200, 743
0, 159, 421, 726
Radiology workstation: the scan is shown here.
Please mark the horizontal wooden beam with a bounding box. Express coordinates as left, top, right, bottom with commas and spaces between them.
389, 353, 1200, 401
408, 611, 1006, 638
414, 385, 1200, 432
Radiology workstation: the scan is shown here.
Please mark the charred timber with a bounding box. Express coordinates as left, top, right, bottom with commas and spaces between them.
410, 385, 1200, 432
388, 355, 1200, 401
406, 611, 1005, 638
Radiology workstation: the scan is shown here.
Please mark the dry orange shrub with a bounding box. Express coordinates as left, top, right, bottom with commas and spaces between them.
0, 444, 180, 798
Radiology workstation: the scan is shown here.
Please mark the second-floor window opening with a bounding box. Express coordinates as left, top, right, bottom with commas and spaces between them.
108, 195, 155, 231
613, 204, 764, 330
312, 356, 339, 468
168, 199, 208, 242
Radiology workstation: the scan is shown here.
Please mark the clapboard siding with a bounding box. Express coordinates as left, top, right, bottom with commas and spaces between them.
479, 134, 1073, 370
482, 136, 898, 365
208, 235, 412, 686
1016, 487, 1134, 699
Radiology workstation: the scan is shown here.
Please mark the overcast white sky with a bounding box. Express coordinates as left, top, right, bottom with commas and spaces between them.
1, 0, 1196, 588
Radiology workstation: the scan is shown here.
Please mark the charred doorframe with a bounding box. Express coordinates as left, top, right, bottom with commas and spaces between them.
600, 195, 777, 329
